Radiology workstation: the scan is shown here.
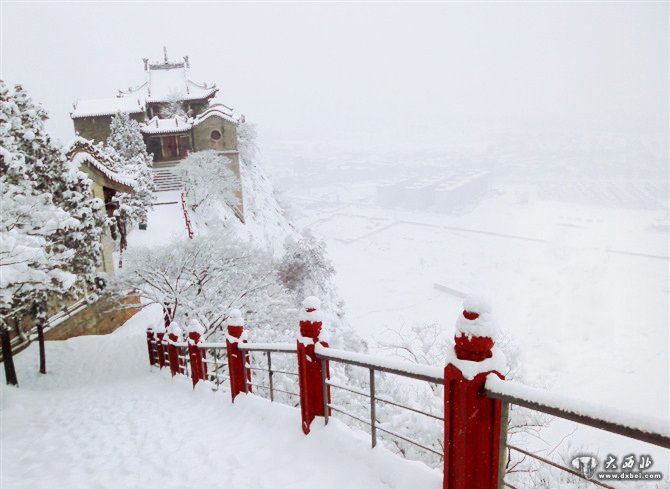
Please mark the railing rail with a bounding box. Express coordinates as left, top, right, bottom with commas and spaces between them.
146, 296, 670, 489
315, 345, 443, 384
237, 344, 300, 403
315, 345, 444, 455
484, 375, 670, 449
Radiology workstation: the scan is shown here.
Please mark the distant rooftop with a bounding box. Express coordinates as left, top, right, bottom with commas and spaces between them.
139, 102, 240, 135
71, 97, 145, 119
71, 48, 221, 120
118, 48, 218, 103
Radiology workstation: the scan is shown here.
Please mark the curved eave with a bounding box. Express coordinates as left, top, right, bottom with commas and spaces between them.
71, 152, 135, 193
141, 126, 192, 135
146, 87, 218, 104
70, 108, 145, 120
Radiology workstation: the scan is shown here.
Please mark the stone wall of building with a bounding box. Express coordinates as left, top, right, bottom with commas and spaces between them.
192, 117, 238, 152
73, 113, 145, 143
79, 168, 116, 275
44, 293, 142, 341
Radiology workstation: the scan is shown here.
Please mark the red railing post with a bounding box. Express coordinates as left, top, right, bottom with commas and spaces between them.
146, 326, 157, 366
167, 322, 183, 377
443, 296, 506, 489
226, 309, 251, 402
297, 296, 330, 435
187, 319, 206, 387
155, 321, 167, 369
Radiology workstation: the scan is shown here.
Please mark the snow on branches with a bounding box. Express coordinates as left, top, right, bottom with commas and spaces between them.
0, 81, 106, 328
104, 112, 155, 265
175, 150, 240, 220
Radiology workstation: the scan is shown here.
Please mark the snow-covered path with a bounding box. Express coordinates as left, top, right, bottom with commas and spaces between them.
1, 305, 441, 489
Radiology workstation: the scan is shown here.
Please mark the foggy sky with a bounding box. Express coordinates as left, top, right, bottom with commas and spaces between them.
1, 2, 668, 152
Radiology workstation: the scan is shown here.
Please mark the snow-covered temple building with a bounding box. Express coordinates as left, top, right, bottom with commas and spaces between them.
70, 49, 244, 214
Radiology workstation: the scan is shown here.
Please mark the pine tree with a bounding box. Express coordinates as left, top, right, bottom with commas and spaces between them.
106, 112, 155, 266
0, 81, 106, 378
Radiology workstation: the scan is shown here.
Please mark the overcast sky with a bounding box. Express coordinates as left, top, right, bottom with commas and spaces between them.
1, 2, 667, 152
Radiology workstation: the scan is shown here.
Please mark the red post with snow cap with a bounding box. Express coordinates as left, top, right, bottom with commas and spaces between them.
167, 322, 184, 377
154, 321, 167, 369
226, 309, 251, 402
187, 319, 206, 387
443, 295, 506, 489
146, 326, 157, 366
297, 296, 331, 435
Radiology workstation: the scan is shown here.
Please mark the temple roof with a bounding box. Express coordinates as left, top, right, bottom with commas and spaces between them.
139, 101, 240, 135
141, 115, 192, 135
71, 50, 238, 124
71, 97, 145, 119
118, 51, 218, 104
65, 138, 135, 193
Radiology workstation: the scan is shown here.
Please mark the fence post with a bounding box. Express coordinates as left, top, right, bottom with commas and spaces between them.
297, 296, 330, 435
443, 296, 506, 489
226, 309, 251, 402
154, 321, 167, 369
187, 319, 206, 387
146, 326, 157, 366
167, 322, 183, 377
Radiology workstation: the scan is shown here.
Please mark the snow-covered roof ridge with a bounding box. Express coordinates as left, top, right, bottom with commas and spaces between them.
140, 115, 193, 135
71, 97, 145, 119
194, 103, 240, 125
118, 56, 218, 104
66, 138, 136, 191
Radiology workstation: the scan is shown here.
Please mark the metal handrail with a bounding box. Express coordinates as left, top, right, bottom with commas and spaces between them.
484, 379, 670, 449
315, 346, 443, 384
506, 443, 616, 489
239, 342, 297, 353
149, 334, 669, 488
318, 350, 444, 456
237, 346, 298, 404
485, 375, 669, 489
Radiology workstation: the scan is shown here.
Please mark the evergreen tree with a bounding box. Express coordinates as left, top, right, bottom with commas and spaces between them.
0, 81, 106, 378
105, 112, 155, 266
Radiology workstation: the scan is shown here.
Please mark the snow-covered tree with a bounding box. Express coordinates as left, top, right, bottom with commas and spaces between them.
175, 150, 240, 218
105, 112, 155, 266
0, 81, 106, 378
278, 231, 336, 300
159, 91, 186, 118
116, 233, 291, 334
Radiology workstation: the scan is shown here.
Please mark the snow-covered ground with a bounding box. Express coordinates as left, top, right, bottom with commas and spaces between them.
126, 190, 187, 249
269, 147, 669, 475
1, 304, 441, 489
277, 173, 668, 419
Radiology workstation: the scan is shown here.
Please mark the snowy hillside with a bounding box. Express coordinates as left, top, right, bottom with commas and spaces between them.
1, 305, 441, 489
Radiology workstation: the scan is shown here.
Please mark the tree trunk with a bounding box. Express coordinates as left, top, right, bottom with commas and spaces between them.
116, 213, 128, 269
37, 321, 46, 374
1, 329, 19, 386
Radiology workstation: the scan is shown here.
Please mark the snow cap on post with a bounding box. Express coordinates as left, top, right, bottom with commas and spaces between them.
186, 318, 205, 336
300, 296, 323, 340
227, 308, 244, 339
454, 294, 497, 362
167, 321, 183, 341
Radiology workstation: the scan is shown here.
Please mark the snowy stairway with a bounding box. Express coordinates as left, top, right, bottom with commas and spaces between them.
153, 161, 183, 192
